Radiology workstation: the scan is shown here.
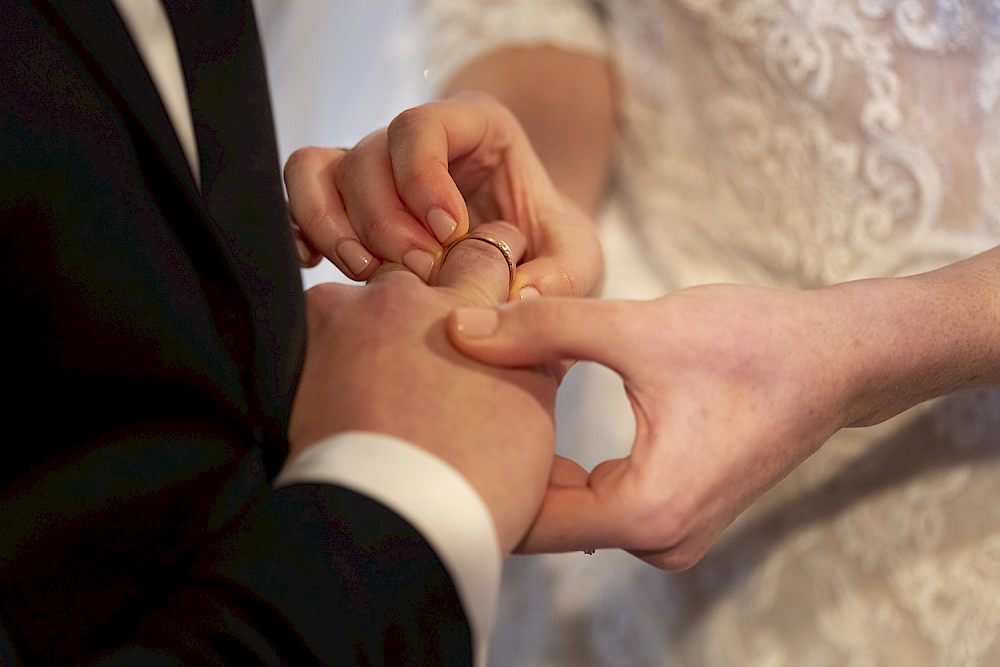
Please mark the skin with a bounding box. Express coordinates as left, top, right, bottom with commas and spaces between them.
447, 251, 1000, 567
445, 47, 617, 215
283, 92, 605, 555
292, 45, 1000, 570
427, 45, 1000, 568
283, 91, 604, 300
287, 222, 565, 553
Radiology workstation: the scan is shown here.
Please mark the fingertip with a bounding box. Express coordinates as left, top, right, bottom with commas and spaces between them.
335, 238, 376, 279
514, 258, 598, 300
294, 235, 322, 268
426, 207, 459, 244
517, 285, 542, 301
402, 248, 437, 283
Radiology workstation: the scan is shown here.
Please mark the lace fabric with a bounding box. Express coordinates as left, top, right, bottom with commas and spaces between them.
423, 1, 1000, 665
420, 0, 611, 89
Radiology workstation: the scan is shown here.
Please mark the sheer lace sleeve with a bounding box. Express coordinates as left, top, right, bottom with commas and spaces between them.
419, 0, 611, 90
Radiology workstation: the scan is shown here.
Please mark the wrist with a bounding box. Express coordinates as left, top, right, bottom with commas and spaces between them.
826, 264, 1000, 427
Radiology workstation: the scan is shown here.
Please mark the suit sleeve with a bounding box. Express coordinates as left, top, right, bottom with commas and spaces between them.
119, 447, 479, 667
275, 432, 503, 667
0, 2, 479, 664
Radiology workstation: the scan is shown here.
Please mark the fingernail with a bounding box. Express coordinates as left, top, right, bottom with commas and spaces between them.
519, 286, 542, 300
427, 208, 458, 244
453, 308, 499, 338
336, 239, 374, 277
403, 248, 435, 282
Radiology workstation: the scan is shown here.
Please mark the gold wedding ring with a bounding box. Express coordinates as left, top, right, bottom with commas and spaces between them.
442, 230, 516, 289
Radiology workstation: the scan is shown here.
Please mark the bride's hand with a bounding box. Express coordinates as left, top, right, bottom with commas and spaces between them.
445, 282, 893, 569
283, 92, 603, 299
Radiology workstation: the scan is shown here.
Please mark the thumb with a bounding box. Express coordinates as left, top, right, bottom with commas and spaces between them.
512, 198, 605, 300
510, 208, 604, 300
446, 297, 632, 370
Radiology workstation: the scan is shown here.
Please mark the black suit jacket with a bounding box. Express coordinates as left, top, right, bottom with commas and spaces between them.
0, 1, 472, 663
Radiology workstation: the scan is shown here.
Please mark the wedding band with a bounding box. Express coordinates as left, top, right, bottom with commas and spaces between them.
443, 230, 516, 288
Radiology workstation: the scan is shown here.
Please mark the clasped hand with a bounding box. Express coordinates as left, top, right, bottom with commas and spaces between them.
286, 92, 854, 570
286, 92, 1000, 573
449, 284, 868, 568
287, 222, 565, 553
284, 94, 604, 554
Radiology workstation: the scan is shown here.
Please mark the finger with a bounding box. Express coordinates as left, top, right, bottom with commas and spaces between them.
290, 221, 323, 268
386, 93, 525, 247
284, 204, 323, 268
511, 208, 605, 299
334, 131, 445, 282
284, 146, 381, 281
434, 221, 527, 306
447, 297, 639, 371
516, 467, 697, 568
548, 455, 589, 486
516, 457, 632, 554
515, 486, 605, 553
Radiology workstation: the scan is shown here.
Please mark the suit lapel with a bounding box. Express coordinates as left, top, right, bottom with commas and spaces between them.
43, 0, 200, 200
163, 0, 306, 459
30, 0, 304, 469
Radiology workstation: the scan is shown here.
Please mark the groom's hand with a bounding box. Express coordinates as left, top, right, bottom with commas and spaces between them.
288, 222, 563, 552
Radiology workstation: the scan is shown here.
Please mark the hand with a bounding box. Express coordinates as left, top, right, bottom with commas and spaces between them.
287, 223, 563, 552
283, 92, 603, 299
444, 282, 902, 568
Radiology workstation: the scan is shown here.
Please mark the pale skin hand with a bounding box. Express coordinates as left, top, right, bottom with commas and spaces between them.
286, 222, 563, 553
446, 248, 1000, 568
283, 91, 604, 300
439, 41, 1000, 570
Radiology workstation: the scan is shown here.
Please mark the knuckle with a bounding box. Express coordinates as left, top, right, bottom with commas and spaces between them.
387, 105, 434, 139
283, 145, 324, 180
361, 209, 405, 243
451, 90, 508, 117
395, 168, 438, 195
552, 264, 586, 298
293, 203, 335, 238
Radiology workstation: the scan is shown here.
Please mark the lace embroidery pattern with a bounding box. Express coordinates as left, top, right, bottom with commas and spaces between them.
605, 0, 1000, 288
422, 1, 1000, 665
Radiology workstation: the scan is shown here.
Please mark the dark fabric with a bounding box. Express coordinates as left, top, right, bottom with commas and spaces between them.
162, 0, 306, 466
0, 1, 472, 664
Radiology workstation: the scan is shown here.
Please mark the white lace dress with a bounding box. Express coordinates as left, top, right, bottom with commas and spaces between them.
423, 1, 1000, 665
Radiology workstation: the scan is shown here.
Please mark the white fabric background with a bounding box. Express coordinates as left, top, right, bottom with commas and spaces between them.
255, 0, 432, 288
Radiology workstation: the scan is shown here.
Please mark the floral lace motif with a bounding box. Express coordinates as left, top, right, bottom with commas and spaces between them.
604, 0, 1000, 288
423, 1, 1000, 665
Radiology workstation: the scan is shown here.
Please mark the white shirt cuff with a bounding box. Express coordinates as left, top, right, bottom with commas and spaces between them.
273, 431, 502, 667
